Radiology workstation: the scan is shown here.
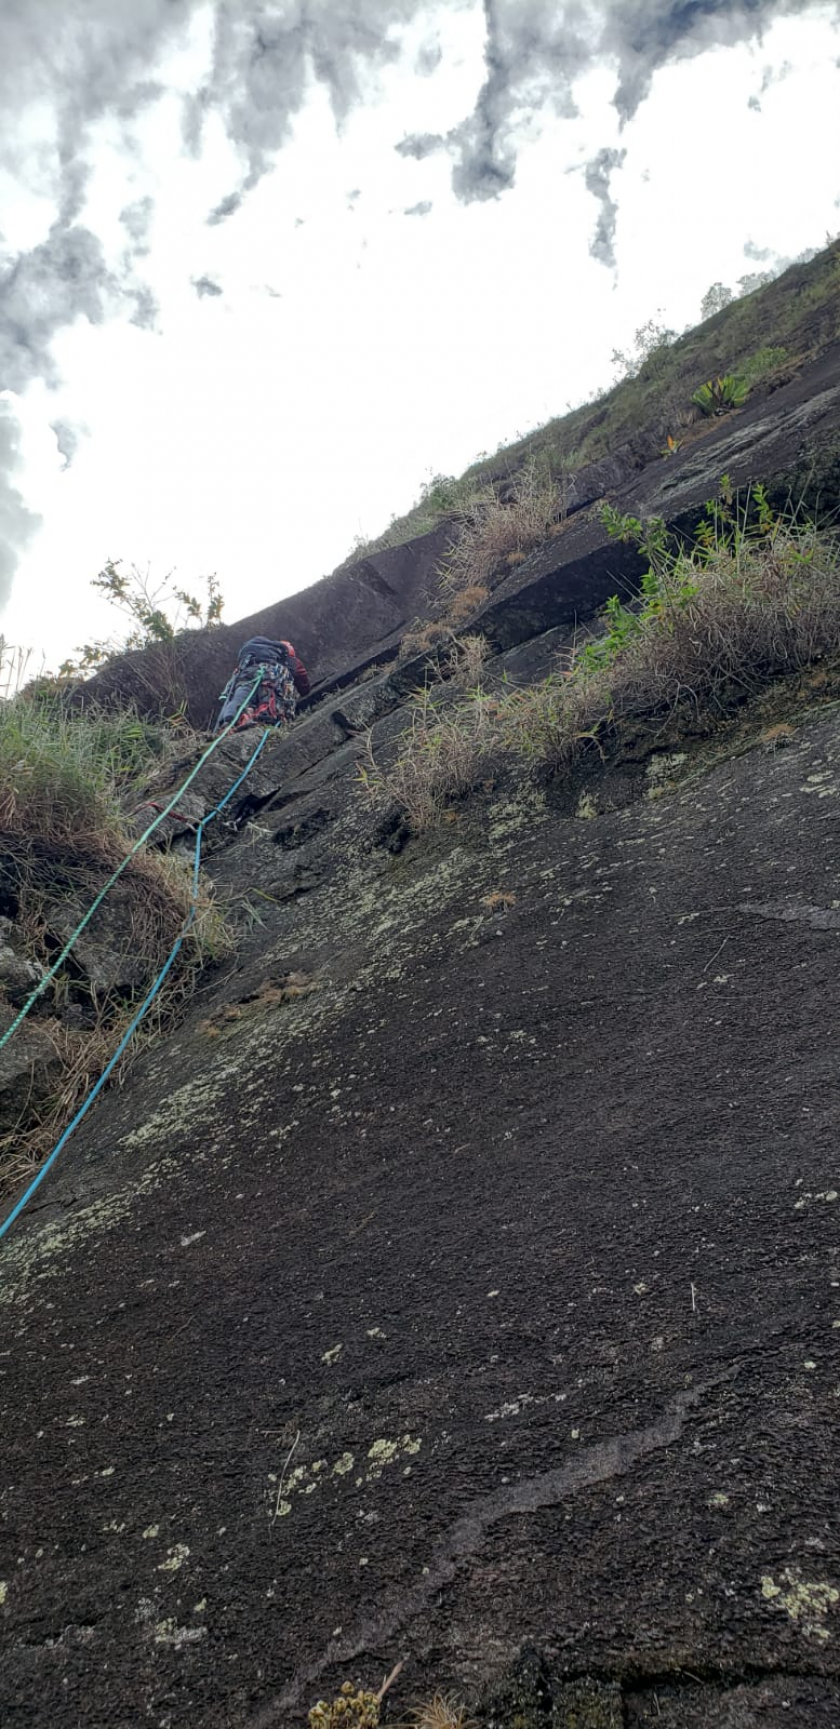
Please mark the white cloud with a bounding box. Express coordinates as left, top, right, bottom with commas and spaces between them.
1, 3, 839, 664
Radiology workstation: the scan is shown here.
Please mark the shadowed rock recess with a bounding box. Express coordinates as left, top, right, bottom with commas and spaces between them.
4, 336, 840, 1729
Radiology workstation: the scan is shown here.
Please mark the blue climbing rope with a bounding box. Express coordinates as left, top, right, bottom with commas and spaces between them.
0, 726, 270, 1244
0, 677, 261, 1057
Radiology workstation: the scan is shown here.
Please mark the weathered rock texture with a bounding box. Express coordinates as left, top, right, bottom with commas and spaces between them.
3, 346, 840, 1729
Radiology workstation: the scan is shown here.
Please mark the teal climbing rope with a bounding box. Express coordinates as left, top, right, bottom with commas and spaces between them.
0, 725, 270, 1244
0, 677, 260, 1057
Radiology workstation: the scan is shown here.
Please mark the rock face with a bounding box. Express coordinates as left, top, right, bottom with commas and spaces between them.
83, 520, 458, 728
83, 340, 840, 725
3, 346, 840, 1729
4, 673, 840, 1725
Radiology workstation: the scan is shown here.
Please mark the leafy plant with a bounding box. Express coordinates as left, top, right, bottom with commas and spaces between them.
309, 1662, 404, 1728
691, 374, 749, 416
575, 508, 700, 676
58, 561, 224, 679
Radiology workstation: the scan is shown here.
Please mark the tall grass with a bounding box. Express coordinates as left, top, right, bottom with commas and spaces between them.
359, 492, 840, 828
499, 490, 840, 767
0, 691, 182, 860
358, 684, 496, 832
0, 690, 227, 1192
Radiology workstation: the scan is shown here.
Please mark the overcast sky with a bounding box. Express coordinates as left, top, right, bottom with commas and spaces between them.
1, 0, 839, 669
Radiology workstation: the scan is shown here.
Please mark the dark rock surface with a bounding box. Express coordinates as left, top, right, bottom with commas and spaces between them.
3, 675, 840, 1725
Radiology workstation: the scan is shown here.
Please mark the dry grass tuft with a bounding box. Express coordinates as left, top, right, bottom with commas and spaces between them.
446, 583, 490, 625
481, 890, 516, 912
445, 634, 490, 690
760, 721, 796, 749
440, 458, 571, 598
199, 973, 319, 1038
398, 622, 452, 664
404, 1692, 476, 1729
357, 686, 496, 832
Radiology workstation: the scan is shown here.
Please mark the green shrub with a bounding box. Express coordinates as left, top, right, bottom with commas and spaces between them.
58, 562, 224, 680
742, 345, 788, 385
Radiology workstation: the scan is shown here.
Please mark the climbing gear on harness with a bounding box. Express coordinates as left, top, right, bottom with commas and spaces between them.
214, 637, 300, 734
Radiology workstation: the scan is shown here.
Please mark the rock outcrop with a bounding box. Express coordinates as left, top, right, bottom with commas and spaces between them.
3, 343, 840, 1729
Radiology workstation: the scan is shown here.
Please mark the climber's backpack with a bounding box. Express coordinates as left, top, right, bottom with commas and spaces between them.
215, 637, 297, 733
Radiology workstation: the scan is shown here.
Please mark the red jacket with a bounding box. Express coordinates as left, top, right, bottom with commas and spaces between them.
280, 641, 310, 697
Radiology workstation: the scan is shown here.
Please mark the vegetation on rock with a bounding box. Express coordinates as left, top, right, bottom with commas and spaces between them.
341, 241, 840, 567
0, 689, 227, 1192
359, 485, 840, 829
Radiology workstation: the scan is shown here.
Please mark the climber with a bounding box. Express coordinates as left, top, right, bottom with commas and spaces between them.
213, 635, 310, 734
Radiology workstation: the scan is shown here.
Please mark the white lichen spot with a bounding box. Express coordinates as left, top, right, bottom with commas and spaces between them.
154, 1619, 207, 1647
0, 1582, 7, 1605
321, 1344, 343, 1365
143, 1525, 160, 1540
365, 1434, 420, 1481
633, 1281, 648, 1295
366, 1328, 386, 1339
193, 1599, 207, 1613
367, 1438, 398, 1475
486, 1399, 525, 1422
760, 1569, 839, 1639
157, 1544, 190, 1573
804, 1359, 817, 1371
66, 1415, 85, 1427
708, 1492, 730, 1509
102, 1520, 126, 1533
98, 1466, 115, 1478
332, 1453, 354, 1478
180, 1232, 206, 1248
795, 1189, 839, 1211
